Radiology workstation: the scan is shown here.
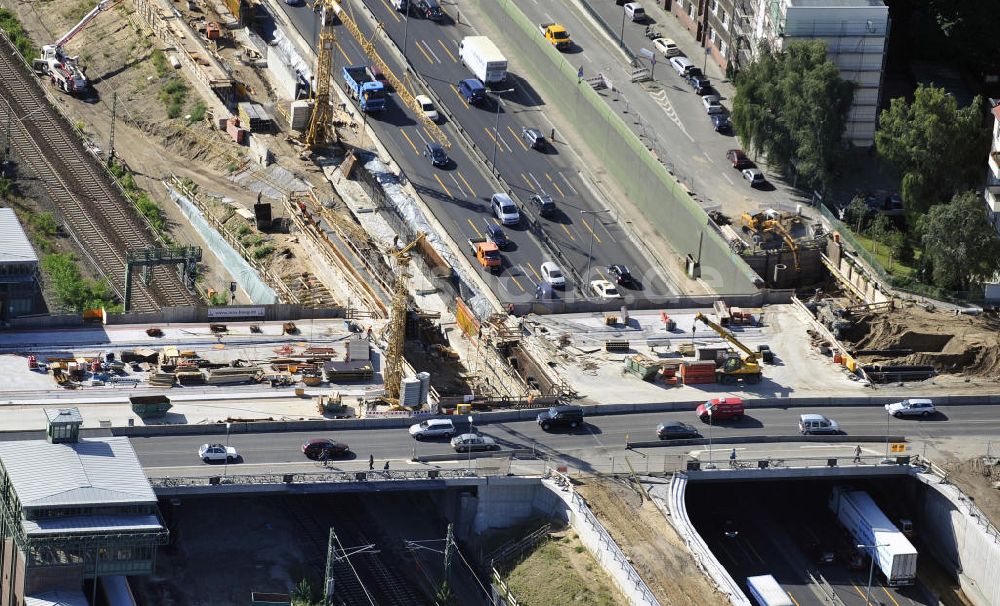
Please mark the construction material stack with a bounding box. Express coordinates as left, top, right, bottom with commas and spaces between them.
828, 487, 917, 586
681, 360, 716, 385
237, 102, 273, 132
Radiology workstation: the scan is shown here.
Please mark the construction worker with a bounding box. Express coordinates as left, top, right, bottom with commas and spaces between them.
729, 448, 737, 468
383, 460, 390, 470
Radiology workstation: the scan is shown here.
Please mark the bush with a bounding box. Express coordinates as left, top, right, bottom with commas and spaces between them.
135, 192, 165, 233
150, 49, 169, 78
188, 101, 206, 123
0, 9, 38, 60
158, 78, 188, 119
41, 253, 120, 311
252, 244, 275, 260
31, 212, 58, 237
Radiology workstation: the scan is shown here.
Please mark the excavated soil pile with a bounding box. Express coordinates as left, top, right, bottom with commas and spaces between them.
847, 306, 1000, 377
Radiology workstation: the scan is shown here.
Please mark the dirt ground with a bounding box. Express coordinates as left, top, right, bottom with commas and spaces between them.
575, 477, 727, 606
845, 302, 1000, 382
505, 528, 624, 606
935, 455, 1000, 530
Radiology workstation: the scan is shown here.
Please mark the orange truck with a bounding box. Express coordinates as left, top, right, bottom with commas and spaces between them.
468, 238, 501, 273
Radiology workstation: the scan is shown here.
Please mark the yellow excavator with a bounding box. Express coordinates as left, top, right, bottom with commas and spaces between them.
694, 312, 763, 384
740, 211, 800, 271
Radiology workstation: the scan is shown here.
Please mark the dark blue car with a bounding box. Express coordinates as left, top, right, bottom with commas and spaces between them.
712, 114, 732, 133
486, 223, 510, 249
458, 78, 486, 104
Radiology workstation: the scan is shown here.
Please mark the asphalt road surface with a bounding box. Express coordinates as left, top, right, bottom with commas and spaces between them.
269, 0, 676, 301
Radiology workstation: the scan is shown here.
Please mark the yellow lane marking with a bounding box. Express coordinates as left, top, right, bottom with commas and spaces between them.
399, 129, 419, 154
416, 40, 434, 64
335, 41, 352, 64
849, 579, 867, 601
582, 218, 603, 244
456, 172, 474, 196
484, 127, 503, 152
521, 173, 534, 191
561, 223, 575, 241
596, 267, 607, 282
508, 125, 529, 150
545, 173, 565, 197
786, 591, 800, 606
510, 276, 525, 292
433, 174, 453, 198
467, 218, 482, 238
378, 0, 400, 21
437, 39, 457, 62
528, 264, 542, 281
881, 586, 902, 606
450, 84, 469, 109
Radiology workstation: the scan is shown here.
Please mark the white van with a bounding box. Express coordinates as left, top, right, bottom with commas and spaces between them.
669, 56, 695, 76
624, 3, 645, 22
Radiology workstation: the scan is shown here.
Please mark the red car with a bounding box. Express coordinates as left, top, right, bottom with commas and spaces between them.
302, 438, 351, 459
695, 397, 745, 422
726, 149, 753, 170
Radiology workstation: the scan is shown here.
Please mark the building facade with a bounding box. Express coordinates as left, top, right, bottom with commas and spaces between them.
0, 208, 43, 322
987, 100, 1000, 234
0, 409, 167, 605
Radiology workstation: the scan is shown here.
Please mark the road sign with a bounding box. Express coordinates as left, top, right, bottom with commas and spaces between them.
639, 47, 655, 60
890, 443, 905, 453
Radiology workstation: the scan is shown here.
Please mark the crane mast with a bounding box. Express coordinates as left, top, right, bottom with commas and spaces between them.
304, 2, 338, 148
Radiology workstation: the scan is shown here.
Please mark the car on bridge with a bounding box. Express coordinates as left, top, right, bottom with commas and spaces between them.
409, 418, 456, 440
885, 398, 935, 418
591, 280, 621, 299
537, 405, 584, 431
450, 433, 499, 452
198, 443, 238, 463
656, 421, 700, 440
301, 438, 351, 459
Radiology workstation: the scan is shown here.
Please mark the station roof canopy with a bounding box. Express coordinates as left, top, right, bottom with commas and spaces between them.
25, 590, 89, 606
0, 437, 156, 509
0, 208, 38, 266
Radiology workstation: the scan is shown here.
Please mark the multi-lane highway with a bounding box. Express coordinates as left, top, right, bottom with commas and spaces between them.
132, 403, 998, 472
268, 0, 676, 301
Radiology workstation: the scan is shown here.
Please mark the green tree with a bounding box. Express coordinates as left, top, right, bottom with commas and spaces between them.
867, 213, 891, 254
31, 212, 58, 237
875, 85, 990, 215
918, 191, 1000, 291
731, 40, 854, 190
290, 579, 315, 606
924, 0, 1000, 79
844, 196, 870, 233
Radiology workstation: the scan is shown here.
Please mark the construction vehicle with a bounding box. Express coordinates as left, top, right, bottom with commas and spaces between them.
468, 238, 502, 273
694, 312, 762, 384
34, 0, 112, 94
763, 220, 800, 271
305, 0, 449, 149
342, 65, 386, 112
740, 210, 800, 271
538, 23, 572, 50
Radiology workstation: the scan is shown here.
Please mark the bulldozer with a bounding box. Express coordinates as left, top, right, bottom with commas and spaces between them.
694, 312, 763, 384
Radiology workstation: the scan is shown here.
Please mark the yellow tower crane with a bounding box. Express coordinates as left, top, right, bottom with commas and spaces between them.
382, 232, 426, 405
304, 1, 337, 148
305, 0, 450, 149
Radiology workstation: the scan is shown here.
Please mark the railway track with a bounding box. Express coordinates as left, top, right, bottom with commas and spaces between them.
0, 35, 197, 311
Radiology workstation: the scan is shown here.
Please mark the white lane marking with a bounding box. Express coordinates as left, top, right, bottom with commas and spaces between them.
420, 40, 442, 63
559, 171, 579, 195
722, 173, 734, 185
528, 172, 545, 192
449, 173, 466, 197
649, 88, 695, 143
703, 151, 714, 162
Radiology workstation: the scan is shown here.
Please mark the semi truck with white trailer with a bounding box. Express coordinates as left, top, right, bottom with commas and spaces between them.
828, 486, 918, 586
458, 36, 507, 85
745, 575, 792, 606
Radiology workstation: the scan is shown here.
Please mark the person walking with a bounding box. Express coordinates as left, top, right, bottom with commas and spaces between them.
368, 454, 375, 470
320, 448, 329, 467
854, 445, 862, 463
729, 448, 737, 468
383, 460, 390, 470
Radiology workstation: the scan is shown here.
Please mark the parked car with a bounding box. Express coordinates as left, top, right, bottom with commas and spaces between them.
623, 2, 645, 22
701, 94, 724, 114
457, 78, 486, 104
521, 127, 547, 150
656, 421, 700, 440
198, 443, 237, 463
591, 280, 621, 299
424, 142, 449, 167
689, 75, 712, 95
711, 114, 732, 133
409, 418, 456, 440
696, 397, 745, 422
485, 223, 510, 249
415, 94, 439, 122
450, 433, 499, 452
529, 193, 556, 218
540, 261, 566, 288
726, 149, 753, 169
390, 0, 407, 12
652, 37, 680, 57
537, 405, 584, 431
885, 398, 935, 417
608, 264, 636, 288
742, 167, 766, 187
301, 438, 350, 459
491, 193, 520, 225
798, 413, 841, 434
669, 56, 696, 77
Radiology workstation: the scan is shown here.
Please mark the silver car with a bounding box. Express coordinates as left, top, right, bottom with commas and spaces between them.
450, 433, 499, 452
409, 418, 456, 440
884, 398, 935, 417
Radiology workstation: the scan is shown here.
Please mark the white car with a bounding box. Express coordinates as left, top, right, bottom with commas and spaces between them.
540, 261, 566, 288
198, 443, 237, 463
409, 418, 456, 440
884, 398, 935, 418
591, 279, 621, 299
491, 193, 520, 226
742, 168, 766, 187
701, 94, 724, 114
652, 37, 680, 57
624, 2, 645, 22
415, 94, 439, 122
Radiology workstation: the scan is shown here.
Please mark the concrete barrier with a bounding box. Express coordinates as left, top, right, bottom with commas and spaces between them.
414, 449, 536, 463
626, 435, 907, 450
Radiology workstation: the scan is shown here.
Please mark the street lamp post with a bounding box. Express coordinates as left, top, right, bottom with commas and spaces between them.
489, 88, 515, 173
581, 209, 611, 293
401, 4, 410, 61
223, 422, 232, 478
884, 408, 891, 462
858, 543, 887, 605
467, 414, 474, 471
619, 6, 626, 49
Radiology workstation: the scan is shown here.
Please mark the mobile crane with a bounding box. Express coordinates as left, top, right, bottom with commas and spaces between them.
694, 312, 762, 384
34, 0, 113, 94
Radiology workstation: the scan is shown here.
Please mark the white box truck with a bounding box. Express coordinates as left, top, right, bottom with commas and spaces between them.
459, 36, 507, 85
745, 575, 792, 606
828, 487, 918, 586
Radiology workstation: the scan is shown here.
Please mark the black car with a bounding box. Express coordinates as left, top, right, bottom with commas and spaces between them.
537, 405, 584, 431
656, 421, 700, 440
425, 142, 449, 167
689, 76, 711, 95
486, 223, 510, 249
529, 194, 556, 218
414, 0, 442, 20
302, 438, 351, 459
608, 264, 635, 288
711, 114, 732, 133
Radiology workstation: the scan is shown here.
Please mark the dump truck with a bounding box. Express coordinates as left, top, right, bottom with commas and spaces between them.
342, 66, 386, 112
828, 487, 917, 586
468, 238, 502, 273
538, 23, 572, 50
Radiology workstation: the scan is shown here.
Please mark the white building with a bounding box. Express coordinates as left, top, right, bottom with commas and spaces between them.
987, 99, 1000, 234
762, 0, 889, 147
